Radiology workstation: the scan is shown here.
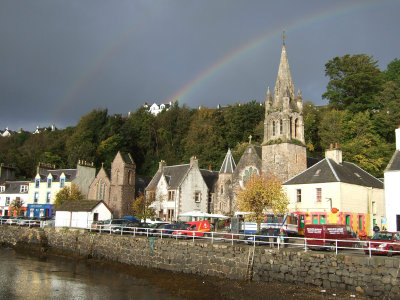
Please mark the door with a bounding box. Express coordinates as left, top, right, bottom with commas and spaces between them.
397, 215, 400, 231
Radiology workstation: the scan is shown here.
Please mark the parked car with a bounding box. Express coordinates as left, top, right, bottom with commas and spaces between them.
101, 219, 131, 233
0, 216, 12, 224
150, 223, 181, 237
172, 221, 211, 238
363, 231, 400, 256
304, 224, 359, 250
246, 228, 287, 245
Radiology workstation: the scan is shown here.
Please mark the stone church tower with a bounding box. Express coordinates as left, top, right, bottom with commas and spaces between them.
262, 43, 307, 182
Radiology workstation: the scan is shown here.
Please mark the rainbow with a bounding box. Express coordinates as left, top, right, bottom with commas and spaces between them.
53, 0, 398, 121
166, 0, 398, 105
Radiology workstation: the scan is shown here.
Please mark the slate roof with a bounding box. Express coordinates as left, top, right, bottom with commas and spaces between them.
253, 145, 262, 159
146, 164, 190, 191
135, 175, 151, 196
146, 163, 219, 192
284, 158, 383, 189
0, 181, 29, 194
55, 200, 106, 212
220, 149, 236, 173
385, 150, 400, 171
199, 169, 219, 192
38, 169, 77, 182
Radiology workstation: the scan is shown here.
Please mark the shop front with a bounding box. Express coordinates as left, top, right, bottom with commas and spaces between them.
27, 204, 54, 218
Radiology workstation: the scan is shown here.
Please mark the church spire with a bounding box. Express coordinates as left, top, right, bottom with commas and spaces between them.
273, 43, 295, 109
219, 148, 236, 174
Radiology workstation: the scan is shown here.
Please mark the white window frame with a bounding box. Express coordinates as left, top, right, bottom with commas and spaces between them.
20, 185, 28, 193
34, 192, 39, 203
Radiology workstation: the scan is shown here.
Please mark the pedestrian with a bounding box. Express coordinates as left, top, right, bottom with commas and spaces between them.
373, 225, 380, 233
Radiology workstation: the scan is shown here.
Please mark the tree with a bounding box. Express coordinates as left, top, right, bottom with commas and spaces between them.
383, 58, 400, 82
236, 175, 289, 231
10, 197, 24, 216
131, 193, 155, 221
54, 184, 85, 208
322, 54, 383, 113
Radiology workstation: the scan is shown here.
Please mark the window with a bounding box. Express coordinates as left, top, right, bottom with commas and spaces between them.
194, 192, 201, 203
316, 188, 322, 202
93, 213, 99, 222
20, 185, 28, 193
296, 189, 301, 202
46, 192, 51, 203
5, 197, 10, 206
372, 201, 377, 214
168, 191, 175, 201
359, 215, 363, 230
312, 215, 318, 224
272, 121, 275, 136
47, 178, 52, 188
34, 192, 39, 203
60, 178, 65, 188
35, 179, 40, 188
220, 185, 223, 194
280, 119, 283, 134
128, 170, 133, 185
346, 215, 350, 226
0, 186, 4, 192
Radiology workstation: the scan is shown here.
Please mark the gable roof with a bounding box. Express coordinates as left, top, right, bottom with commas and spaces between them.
385, 150, 400, 172
55, 200, 109, 212
146, 164, 191, 190
284, 158, 383, 189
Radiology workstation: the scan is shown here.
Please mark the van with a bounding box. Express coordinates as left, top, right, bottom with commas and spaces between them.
172, 221, 211, 238
304, 224, 359, 250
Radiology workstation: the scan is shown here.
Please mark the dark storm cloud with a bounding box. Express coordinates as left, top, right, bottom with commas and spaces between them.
0, 0, 399, 131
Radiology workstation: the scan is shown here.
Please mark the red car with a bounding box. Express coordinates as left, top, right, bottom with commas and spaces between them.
364, 231, 400, 256
172, 221, 211, 238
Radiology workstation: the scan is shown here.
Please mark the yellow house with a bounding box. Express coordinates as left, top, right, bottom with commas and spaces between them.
283, 146, 384, 237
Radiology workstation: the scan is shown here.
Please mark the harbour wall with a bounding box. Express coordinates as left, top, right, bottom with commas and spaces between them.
1, 226, 399, 298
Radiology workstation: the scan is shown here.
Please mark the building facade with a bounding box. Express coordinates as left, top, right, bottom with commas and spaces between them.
0, 181, 29, 216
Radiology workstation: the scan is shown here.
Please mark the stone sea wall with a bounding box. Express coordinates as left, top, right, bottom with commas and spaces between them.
1, 226, 399, 298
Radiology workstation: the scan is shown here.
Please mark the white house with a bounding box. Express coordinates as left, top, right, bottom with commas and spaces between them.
283, 145, 384, 236
55, 200, 112, 229
384, 126, 400, 232
0, 181, 30, 216
143, 101, 173, 116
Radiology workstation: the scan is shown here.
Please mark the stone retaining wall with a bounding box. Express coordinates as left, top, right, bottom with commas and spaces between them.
1, 226, 399, 298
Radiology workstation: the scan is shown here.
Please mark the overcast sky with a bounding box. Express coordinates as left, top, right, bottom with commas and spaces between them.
1, 0, 399, 131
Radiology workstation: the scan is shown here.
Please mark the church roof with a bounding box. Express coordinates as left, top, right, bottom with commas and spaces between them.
120, 152, 135, 165
284, 158, 383, 189
200, 169, 219, 192
219, 149, 236, 173
385, 150, 400, 171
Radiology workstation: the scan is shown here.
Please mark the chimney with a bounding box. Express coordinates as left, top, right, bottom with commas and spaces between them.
190, 156, 198, 168
396, 126, 400, 151
158, 160, 166, 172
325, 142, 342, 164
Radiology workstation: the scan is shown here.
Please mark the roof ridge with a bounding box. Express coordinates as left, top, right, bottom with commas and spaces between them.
326, 158, 340, 182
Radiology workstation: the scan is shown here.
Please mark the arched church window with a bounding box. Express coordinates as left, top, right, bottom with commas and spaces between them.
272, 121, 275, 136
280, 120, 283, 134
128, 170, 133, 185
294, 119, 298, 138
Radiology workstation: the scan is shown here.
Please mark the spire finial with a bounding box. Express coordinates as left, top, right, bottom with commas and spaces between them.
282, 30, 286, 46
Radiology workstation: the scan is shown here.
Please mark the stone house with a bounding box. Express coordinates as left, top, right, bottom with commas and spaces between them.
87, 152, 136, 218
145, 157, 218, 222
283, 145, 384, 236
26, 162, 96, 218
384, 126, 400, 231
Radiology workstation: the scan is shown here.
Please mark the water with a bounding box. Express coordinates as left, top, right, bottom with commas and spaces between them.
0, 247, 182, 300
0, 247, 365, 300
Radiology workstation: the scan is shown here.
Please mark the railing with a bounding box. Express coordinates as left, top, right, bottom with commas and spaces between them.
2, 220, 400, 257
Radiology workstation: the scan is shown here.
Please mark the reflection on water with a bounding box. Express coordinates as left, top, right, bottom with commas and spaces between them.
0, 247, 181, 300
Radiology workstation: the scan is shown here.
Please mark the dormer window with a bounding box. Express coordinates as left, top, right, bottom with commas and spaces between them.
35, 179, 40, 188
60, 178, 65, 188
20, 185, 28, 193
47, 178, 52, 188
